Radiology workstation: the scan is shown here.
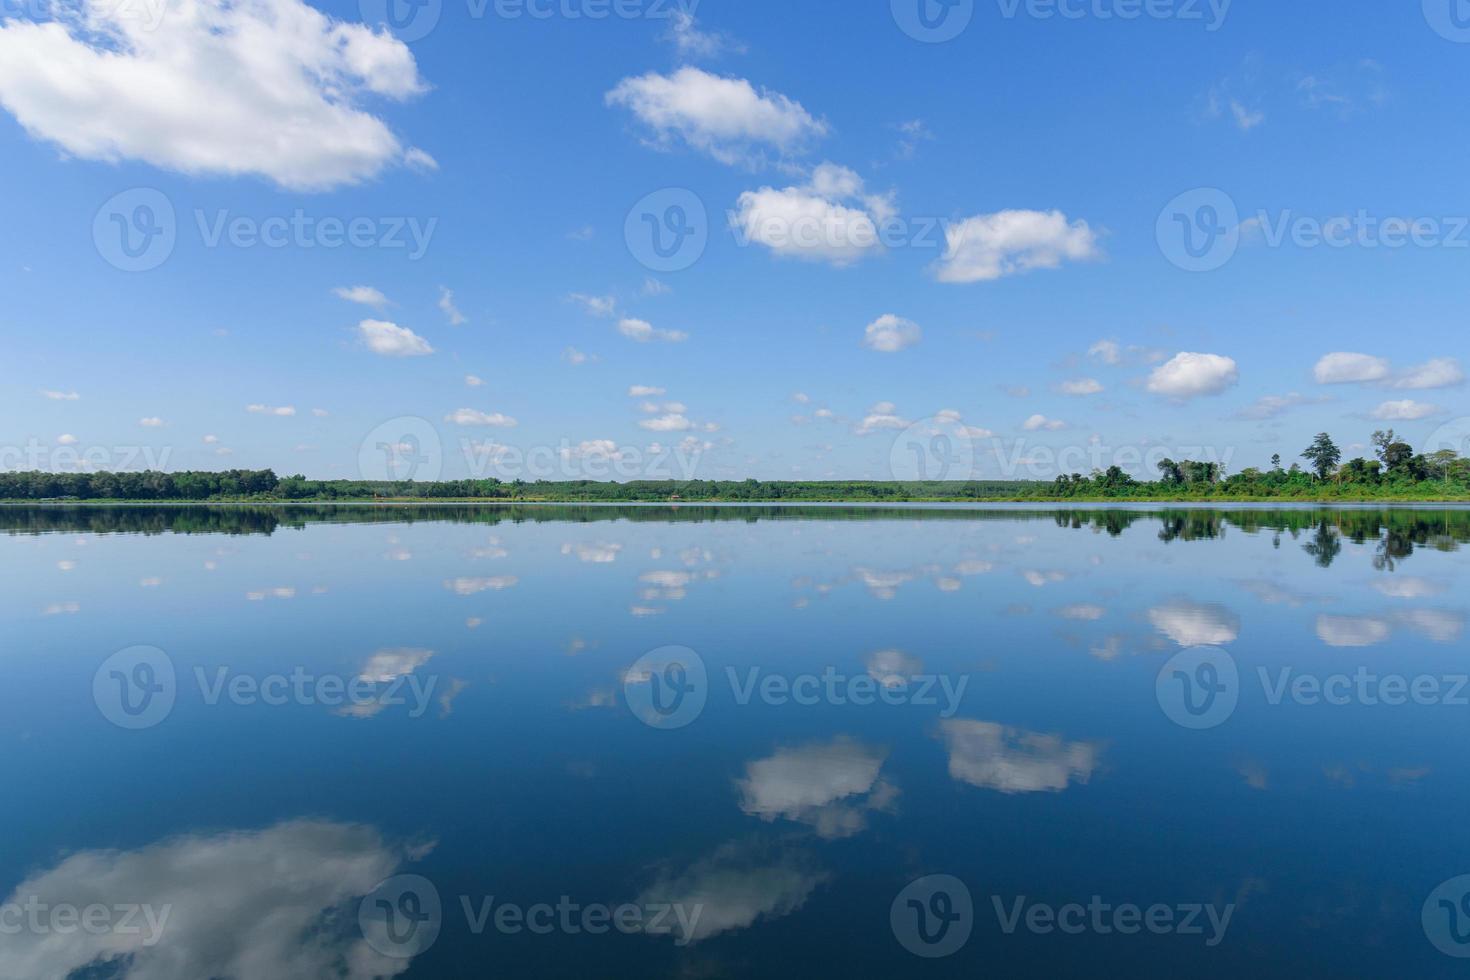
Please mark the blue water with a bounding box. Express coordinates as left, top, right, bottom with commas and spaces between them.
3, 504, 1469, 978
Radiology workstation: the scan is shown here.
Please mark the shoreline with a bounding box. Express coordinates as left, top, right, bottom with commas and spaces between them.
7, 496, 1470, 507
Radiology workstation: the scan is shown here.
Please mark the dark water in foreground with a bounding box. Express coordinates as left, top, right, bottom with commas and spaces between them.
3, 504, 1470, 978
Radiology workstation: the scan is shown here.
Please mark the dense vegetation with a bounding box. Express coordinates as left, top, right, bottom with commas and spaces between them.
1, 430, 1466, 502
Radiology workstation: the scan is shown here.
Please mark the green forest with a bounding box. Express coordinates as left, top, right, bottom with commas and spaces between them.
2, 430, 1466, 502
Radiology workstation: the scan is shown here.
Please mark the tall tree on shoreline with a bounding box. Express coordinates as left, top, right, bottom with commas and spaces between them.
1302, 433, 1342, 481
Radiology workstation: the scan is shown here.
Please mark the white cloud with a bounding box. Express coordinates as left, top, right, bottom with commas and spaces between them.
1058, 378, 1104, 396
938, 719, 1099, 794
662, 9, 743, 59
202, 434, 219, 444
733, 164, 894, 266
1146, 352, 1239, 399
856, 402, 909, 435
443, 576, 518, 595
1314, 351, 1390, 384
737, 738, 895, 839
629, 385, 666, 397
640, 277, 671, 296
617, 317, 687, 343
1023, 414, 1066, 431
1148, 599, 1240, 646
1235, 392, 1326, 420
246, 404, 296, 416
465, 374, 485, 387
861, 314, 921, 353
1393, 357, 1464, 390
605, 66, 827, 166
560, 440, 622, 461
1316, 614, 1392, 648
333, 285, 389, 307
139, 416, 165, 427
444, 408, 517, 427
357, 319, 434, 357
0, 820, 416, 980
56, 433, 78, 445
569, 293, 617, 318
41, 389, 80, 400
635, 841, 826, 945
1087, 339, 1121, 365
936, 209, 1102, 283
438, 286, 466, 326
1230, 99, 1265, 130
0, 0, 428, 191
640, 414, 693, 432
357, 648, 433, 683
1371, 399, 1440, 421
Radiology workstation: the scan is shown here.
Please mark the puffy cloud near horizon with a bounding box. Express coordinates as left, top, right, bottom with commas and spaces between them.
734, 163, 895, 266
861, 314, 921, 353
445, 408, 518, 427
1371, 399, 1440, 421
605, 66, 827, 167
0, 0, 429, 191
1147, 352, 1239, 399
936, 209, 1102, 283
1392, 357, 1464, 390
1314, 352, 1391, 384
358, 319, 434, 357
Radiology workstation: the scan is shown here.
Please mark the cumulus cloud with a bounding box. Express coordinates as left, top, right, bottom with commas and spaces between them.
1392, 357, 1464, 390
246, 404, 296, 416
733, 163, 895, 266
1314, 352, 1390, 384
640, 414, 694, 432
444, 408, 518, 427
629, 385, 666, 397
1023, 414, 1066, 431
936, 209, 1102, 283
937, 719, 1100, 794
41, 389, 80, 400
737, 738, 896, 839
1316, 614, 1392, 648
139, 417, 165, 427
0, 0, 429, 190
569, 293, 617, 318
1148, 599, 1240, 646
1058, 378, 1104, 396
861, 314, 921, 353
617, 318, 687, 343
1146, 352, 1239, 399
333, 285, 389, 307
358, 319, 434, 357
605, 66, 826, 166
635, 841, 827, 945
1087, 339, 1121, 365
1370, 399, 1440, 421
856, 401, 909, 435
0, 819, 418, 980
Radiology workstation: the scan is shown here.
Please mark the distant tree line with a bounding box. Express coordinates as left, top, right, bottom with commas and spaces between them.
0, 430, 1464, 502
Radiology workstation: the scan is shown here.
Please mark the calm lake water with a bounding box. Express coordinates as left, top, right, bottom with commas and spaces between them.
4, 504, 1470, 978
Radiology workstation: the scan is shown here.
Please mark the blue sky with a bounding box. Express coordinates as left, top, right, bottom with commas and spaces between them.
2, 0, 1468, 482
